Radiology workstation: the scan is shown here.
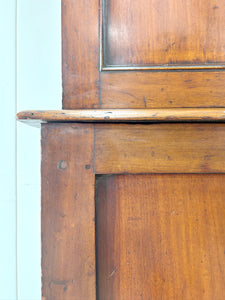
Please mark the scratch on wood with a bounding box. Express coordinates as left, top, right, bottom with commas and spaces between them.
127, 217, 142, 221
49, 279, 70, 289
143, 96, 147, 108
109, 267, 117, 278
204, 154, 214, 160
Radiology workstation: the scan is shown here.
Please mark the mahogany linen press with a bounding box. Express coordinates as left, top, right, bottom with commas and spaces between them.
17, 0, 225, 299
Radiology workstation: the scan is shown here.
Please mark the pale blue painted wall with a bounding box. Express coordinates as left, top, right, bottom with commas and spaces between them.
17, 0, 61, 299
0, 1, 17, 299
0, 0, 61, 299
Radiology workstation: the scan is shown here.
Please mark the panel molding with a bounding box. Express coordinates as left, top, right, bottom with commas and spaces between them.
101, 65, 225, 71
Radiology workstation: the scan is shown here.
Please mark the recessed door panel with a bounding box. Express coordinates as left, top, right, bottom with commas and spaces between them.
96, 174, 225, 299
103, 0, 225, 68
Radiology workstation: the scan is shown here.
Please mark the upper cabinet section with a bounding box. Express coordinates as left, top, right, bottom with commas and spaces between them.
62, 0, 225, 109
102, 0, 225, 69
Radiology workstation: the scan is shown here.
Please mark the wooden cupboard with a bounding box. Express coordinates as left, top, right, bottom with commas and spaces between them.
18, 0, 225, 299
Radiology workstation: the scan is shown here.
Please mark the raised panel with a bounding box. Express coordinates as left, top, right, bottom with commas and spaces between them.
103, 0, 225, 68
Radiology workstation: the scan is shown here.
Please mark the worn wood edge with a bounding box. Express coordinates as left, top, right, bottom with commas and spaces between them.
16, 108, 225, 126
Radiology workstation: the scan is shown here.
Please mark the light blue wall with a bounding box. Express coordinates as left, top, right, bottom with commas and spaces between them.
0, 1, 17, 299
0, 1, 61, 298
17, 0, 61, 299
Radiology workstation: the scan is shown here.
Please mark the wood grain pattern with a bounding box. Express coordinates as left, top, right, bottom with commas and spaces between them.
101, 71, 225, 108
41, 123, 96, 299
61, 0, 225, 109
16, 108, 225, 127
62, 0, 99, 109
96, 174, 225, 299
95, 124, 225, 174
40, 122, 225, 298
103, 0, 225, 67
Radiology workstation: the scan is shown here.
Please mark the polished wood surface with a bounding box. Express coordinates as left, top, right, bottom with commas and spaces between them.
16, 108, 225, 126
96, 174, 225, 299
101, 71, 225, 108
95, 123, 225, 174
41, 124, 96, 299
103, 0, 225, 68
41, 1, 225, 298
40, 123, 225, 299
62, 0, 99, 109
62, 0, 225, 109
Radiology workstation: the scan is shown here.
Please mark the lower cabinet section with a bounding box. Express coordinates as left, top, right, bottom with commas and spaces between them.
41, 123, 225, 299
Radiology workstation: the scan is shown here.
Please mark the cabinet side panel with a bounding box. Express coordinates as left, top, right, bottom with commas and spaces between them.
41, 123, 96, 299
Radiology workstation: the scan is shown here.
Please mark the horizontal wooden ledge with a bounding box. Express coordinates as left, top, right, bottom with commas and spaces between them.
17, 108, 225, 127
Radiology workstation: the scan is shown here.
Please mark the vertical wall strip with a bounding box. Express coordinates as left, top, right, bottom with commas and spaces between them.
0, 1, 17, 299
16, 1, 62, 299
15, 0, 18, 298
